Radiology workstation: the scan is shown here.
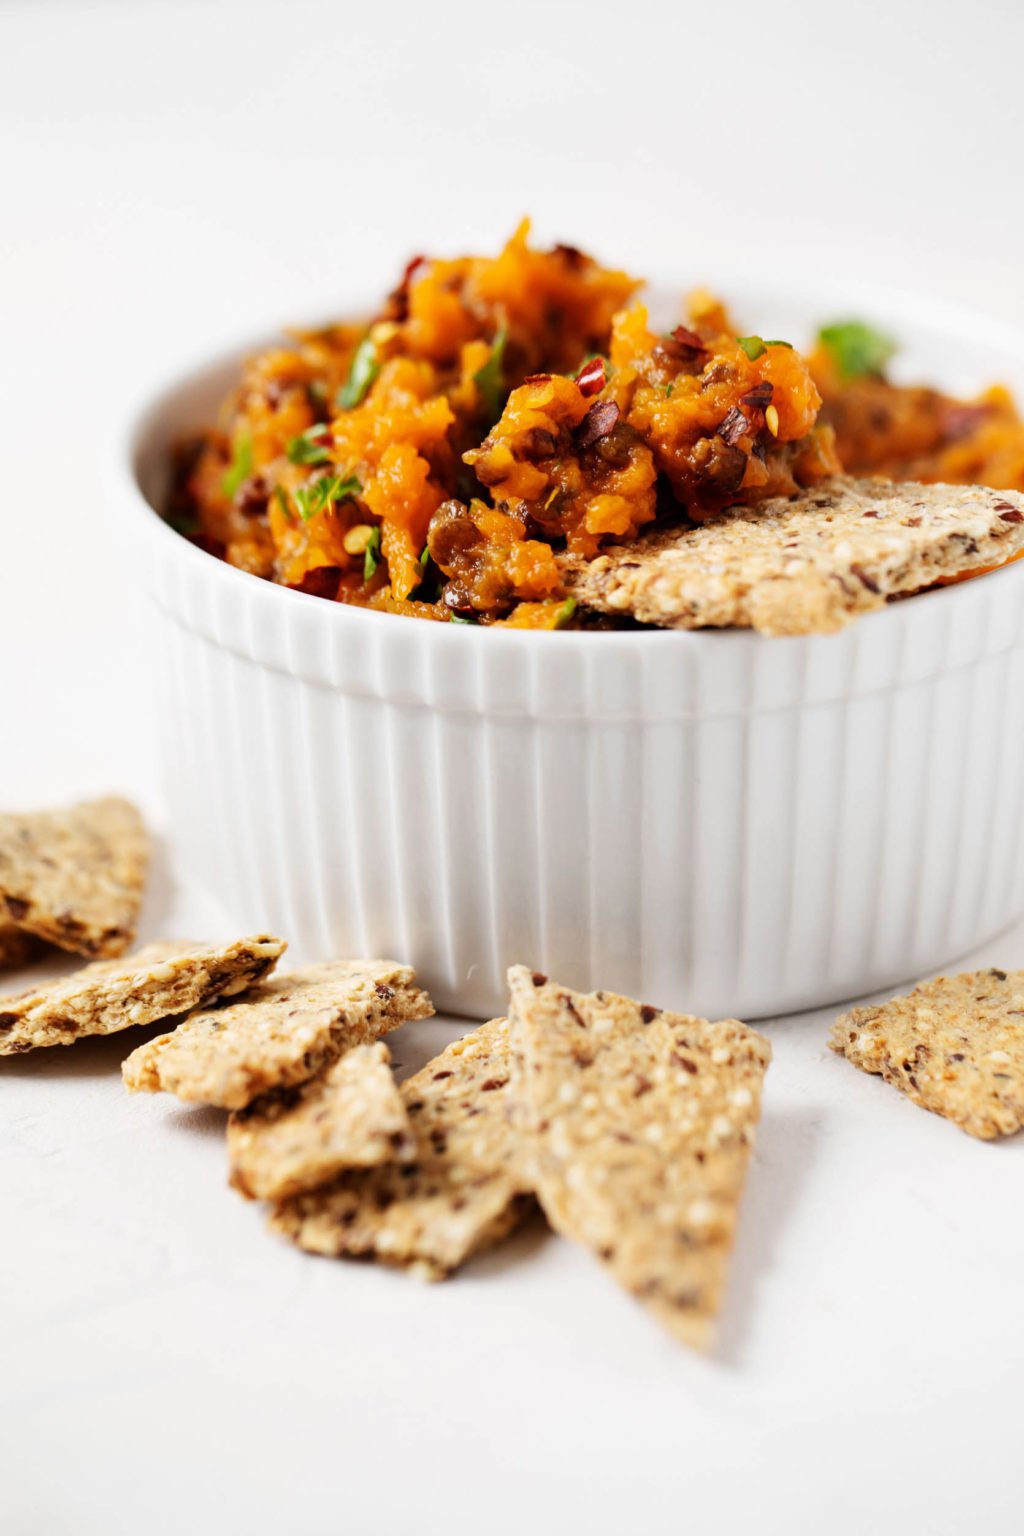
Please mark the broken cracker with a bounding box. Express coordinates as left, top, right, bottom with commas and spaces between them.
270, 1017, 532, 1278
0, 796, 149, 957
507, 965, 771, 1349
561, 477, 1024, 636
830, 967, 1024, 1139
227, 1041, 415, 1200
123, 959, 433, 1109
0, 934, 285, 1056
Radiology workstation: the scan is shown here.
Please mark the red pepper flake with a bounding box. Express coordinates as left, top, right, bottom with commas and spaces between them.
576, 357, 606, 396
671, 324, 707, 352
574, 399, 620, 449
716, 406, 749, 447
943, 403, 990, 441
523, 372, 554, 385
385, 253, 428, 319
287, 566, 342, 600
996, 504, 1024, 523
740, 382, 774, 410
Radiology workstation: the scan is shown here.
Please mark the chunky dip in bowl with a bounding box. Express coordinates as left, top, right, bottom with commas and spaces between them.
119, 228, 1024, 1017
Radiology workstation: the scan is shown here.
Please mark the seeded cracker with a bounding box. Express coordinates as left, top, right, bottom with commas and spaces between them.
270, 1018, 532, 1279
560, 477, 1024, 635
0, 797, 149, 957
0, 935, 285, 1056
123, 959, 434, 1109
228, 1042, 415, 1200
507, 966, 771, 1349
830, 968, 1024, 1139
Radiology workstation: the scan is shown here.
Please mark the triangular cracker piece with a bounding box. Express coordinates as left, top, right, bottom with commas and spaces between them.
228, 1041, 415, 1200
561, 478, 1024, 635
0, 935, 285, 1056
0, 797, 149, 957
123, 959, 434, 1109
830, 968, 1024, 1139
269, 1018, 532, 1278
507, 966, 771, 1349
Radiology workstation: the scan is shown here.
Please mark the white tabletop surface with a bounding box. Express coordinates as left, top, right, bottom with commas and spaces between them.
2, 3, 1023, 1532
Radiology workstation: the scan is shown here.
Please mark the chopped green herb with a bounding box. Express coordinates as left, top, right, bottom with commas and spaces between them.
764, 339, 793, 349
363, 525, 381, 582
419, 545, 431, 568
337, 335, 380, 409
449, 612, 477, 625
662, 382, 675, 398
286, 424, 332, 466
294, 472, 362, 524
817, 320, 897, 381
553, 597, 577, 629
737, 336, 766, 361
473, 326, 508, 422
221, 434, 252, 498
273, 484, 292, 519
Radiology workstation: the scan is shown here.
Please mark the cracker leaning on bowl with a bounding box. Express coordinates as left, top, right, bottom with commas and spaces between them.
507, 967, 771, 1349
0, 935, 285, 1055
123, 959, 434, 1109
830, 968, 1024, 1139
561, 478, 1024, 636
0, 796, 148, 958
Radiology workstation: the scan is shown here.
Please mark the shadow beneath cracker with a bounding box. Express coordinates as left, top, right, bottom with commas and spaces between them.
462, 1200, 551, 1279
714, 1104, 824, 1368
385, 1015, 480, 1083
163, 1101, 228, 1140
0, 1014, 177, 1082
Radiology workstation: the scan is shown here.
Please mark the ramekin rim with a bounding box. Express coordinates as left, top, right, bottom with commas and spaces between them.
113, 275, 1024, 651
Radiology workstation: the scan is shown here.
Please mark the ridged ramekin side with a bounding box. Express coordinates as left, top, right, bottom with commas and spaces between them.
140, 517, 1024, 1018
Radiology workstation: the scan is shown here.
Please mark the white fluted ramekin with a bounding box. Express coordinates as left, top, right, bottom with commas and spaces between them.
117, 283, 1024, 1019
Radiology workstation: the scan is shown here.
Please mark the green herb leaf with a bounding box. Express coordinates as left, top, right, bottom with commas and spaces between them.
553, 597, 577, 630
337, 335, 380, 410
737, 336, 766, 361
473, 326, 508, 422
419, 545, 431, 568
363, 525, 381, 582
221, 434, 253, 499
294, 472, 362, 524
273, 484, 292, 519
286, 424, 333, 466
662, 382, 674, 398
764, 339, 793, 349
817, 320, 897, 381
449, 611, 477, 625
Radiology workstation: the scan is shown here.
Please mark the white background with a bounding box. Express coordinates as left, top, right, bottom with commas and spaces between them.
2, 2, 1024, 1532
